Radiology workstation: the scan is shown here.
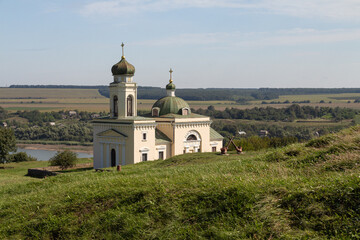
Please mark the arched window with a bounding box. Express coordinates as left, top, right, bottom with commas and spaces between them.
111, 149, 116, 167
113, 96, 118, 117
182, 108, 189, 115
127, 95, 133, 116
187, 134, 197, 141
152, 108, 159, 117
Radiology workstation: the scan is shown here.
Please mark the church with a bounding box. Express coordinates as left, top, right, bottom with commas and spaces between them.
92, 44, 223, 168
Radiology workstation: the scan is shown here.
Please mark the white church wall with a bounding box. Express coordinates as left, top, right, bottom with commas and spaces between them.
133, 125, 156, 164
210, 140, 223, 152
93, 122, 135, 167
155, 143, 171, 159
173, 122, 211, 155
109, 82, 137, 118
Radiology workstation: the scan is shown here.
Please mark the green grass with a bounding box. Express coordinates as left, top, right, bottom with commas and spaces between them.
355, 114, 360, 124
1, 126, 360, 239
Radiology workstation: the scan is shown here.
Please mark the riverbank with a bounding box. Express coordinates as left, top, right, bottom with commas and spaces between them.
17, 144, 93, 154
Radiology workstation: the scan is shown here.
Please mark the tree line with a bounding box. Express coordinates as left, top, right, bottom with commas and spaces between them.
193, 104, 359, 121
211, 119, 348, 141
10, 85, 360, 101
14, 123, 93, 143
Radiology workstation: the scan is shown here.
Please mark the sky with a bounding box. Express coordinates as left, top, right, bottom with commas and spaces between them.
1, 0, 360, 89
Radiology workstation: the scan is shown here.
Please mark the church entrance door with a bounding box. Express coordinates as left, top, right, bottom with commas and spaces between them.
111, 149, 116, 167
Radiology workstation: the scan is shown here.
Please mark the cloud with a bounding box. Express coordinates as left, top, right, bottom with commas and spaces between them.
80, 0, 360, 20
134, 28, 360, 48
80, 0, 256, 15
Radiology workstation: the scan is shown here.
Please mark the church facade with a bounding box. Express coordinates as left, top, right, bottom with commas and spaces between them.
92, 46, 223, 168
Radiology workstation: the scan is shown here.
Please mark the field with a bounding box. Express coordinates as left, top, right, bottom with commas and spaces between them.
1, 88, 360, 112
253, 93, 360, 104
0, 88, 104, 99
0, 126, 359, 239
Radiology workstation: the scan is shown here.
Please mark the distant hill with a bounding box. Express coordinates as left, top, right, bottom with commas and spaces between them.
1, 125, 359, 239
9, 85, 360, 101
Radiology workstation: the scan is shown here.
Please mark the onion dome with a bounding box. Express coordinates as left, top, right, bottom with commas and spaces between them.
152, 96, 190, 116
152, 68, 190, 116
166, 80, 176, 90
111, 42, 135, 76
111, 58, 135, 76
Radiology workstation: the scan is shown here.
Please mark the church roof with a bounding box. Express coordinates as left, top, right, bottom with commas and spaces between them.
159, 113, 207, 119
155, 129, 172, 144
166, 82, 176, 90
111, 57, 135, 76
210, 127, 224, 140
152, 96, 190, 116
97, 129, 128, 138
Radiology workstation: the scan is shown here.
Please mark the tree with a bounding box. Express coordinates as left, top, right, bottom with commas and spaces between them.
0, 107, 7, 120
8, 152, 37, 162
0, 127, 17, 164
49, 150, 77, 170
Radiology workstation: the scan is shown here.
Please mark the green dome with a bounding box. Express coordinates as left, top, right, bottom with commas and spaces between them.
111, 57, 135, 76
166, 82, 176, 90
152, 96, 190, 116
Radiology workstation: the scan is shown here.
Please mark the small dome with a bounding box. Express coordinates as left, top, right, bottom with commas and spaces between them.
111, 57, 135, 76
152, 96, 190, 116
166, 81, 176, 90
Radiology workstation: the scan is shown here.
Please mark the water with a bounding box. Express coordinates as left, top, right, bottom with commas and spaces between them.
15, 148, 93, 161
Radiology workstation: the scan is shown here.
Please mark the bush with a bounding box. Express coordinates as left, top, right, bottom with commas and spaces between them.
8, 152, 37, 162
305, 135, 335, 148
0, 127, 17, 164
49, 150, 77, 170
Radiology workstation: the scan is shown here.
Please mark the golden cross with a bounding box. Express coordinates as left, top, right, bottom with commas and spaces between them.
121, 42, 125, 58
169, 68, 173, 82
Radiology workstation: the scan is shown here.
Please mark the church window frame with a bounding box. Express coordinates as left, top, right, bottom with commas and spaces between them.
187, 134, 197, 141
113, 95, 118, 117
142, 131, 147, 141
182, 107, 190, 116
183, 131, 201, 154
184, 130, 201, 142
139, 147, 150, 162
127, 95, 133, 116
152, 107, 160, 117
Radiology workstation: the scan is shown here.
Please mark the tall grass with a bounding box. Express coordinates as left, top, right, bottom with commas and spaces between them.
0, 126, 359, 239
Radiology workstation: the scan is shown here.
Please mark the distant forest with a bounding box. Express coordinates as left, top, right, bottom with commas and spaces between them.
9, 85, 360, 101
193, 104, 359, 122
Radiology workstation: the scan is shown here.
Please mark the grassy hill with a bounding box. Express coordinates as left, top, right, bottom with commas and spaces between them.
1, 126, 360, 239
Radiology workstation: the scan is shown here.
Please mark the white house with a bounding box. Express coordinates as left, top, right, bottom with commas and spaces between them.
92, 44, 223, 168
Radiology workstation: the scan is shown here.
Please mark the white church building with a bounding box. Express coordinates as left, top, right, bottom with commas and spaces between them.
92, 45, 223, 168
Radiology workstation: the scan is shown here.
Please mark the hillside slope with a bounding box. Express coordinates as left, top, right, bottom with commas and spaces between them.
1, 126, 360, 239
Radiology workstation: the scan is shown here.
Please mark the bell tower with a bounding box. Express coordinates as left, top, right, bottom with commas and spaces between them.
109, 43, 137, 118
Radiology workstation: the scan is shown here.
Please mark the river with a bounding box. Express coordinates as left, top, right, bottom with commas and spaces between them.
15, 148, 93, 161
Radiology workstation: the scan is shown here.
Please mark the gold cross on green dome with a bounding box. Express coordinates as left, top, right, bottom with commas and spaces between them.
121, 42, 125, 59
169, 68, 173, 83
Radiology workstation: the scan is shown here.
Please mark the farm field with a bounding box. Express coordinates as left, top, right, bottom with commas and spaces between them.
0, 88, 239, 112
0, 88, 104, 99
1, 88, 360, 112
252, 93, 360, 104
